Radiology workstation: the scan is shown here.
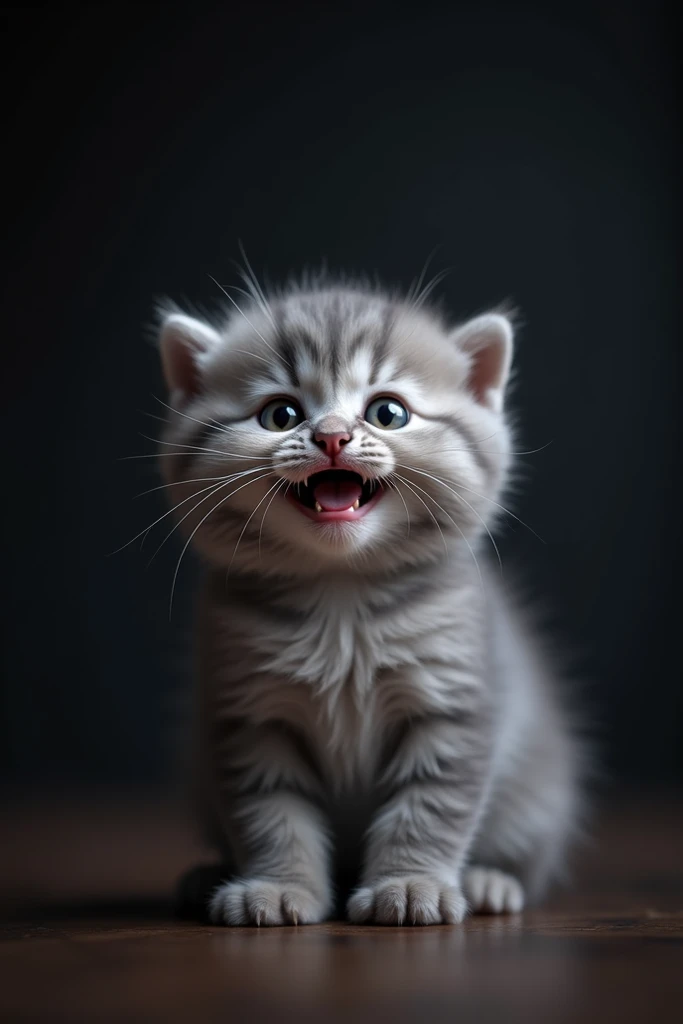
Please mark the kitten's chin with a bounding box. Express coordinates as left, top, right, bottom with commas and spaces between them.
273, 489, 398, 564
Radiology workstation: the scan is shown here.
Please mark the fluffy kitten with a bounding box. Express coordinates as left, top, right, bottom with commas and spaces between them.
156, 276, 581, 926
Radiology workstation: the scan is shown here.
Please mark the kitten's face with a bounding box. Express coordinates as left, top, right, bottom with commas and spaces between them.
158, 288, 513, 575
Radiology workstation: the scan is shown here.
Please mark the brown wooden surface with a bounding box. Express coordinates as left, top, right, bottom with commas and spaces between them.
1, 792, 682, 1023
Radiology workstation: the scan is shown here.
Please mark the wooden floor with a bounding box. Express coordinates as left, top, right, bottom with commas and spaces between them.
1, 793, 682, 1023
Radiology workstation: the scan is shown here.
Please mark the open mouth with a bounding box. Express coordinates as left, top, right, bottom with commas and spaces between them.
287, 469, 383, 522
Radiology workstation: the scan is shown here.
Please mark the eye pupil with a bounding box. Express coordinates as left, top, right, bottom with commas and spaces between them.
377, 403, 395, 426
273, 405, 293, 429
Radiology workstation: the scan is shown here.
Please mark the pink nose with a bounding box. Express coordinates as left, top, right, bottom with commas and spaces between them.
313, 430, 352, 458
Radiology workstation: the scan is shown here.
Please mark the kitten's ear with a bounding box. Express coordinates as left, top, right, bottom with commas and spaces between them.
158, 312, 221, 399
451, 313, 513, 412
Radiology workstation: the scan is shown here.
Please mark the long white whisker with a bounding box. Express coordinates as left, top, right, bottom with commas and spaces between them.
228, 476, 287, 576
395, 463, 502, 576
139, 467, 269, 551
440, 441, 554, 456
258, 478, 288, 559
445, 479, 545, 543
237, 241, 277, 327
209, 275, 290, 369
385, 478, 411, 539
413, 267, 452, 308
120, 452, 235, 461
392, 473, 448, 558
394, 472, 484, 590
168, 471, 274, 617
230, 347, 280, 367
151, 398, 270, 438
407, 247, 439, 307
110, 466, 270, 554
111, 481, 227, 555
139, 435, 263, 461
151, 396, 235, 437
133, 473, 258, 500
157, 470, 273, 567
436, 431, 499, 450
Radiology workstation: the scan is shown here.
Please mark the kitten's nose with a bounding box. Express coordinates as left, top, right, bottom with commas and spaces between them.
313, 429, 352, 459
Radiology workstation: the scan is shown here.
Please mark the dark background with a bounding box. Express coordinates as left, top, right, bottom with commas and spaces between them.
1, 1, 680, 793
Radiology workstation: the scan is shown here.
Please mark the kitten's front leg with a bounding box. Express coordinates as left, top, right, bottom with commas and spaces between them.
348, 711, 493, 926
207, 723, 332, 926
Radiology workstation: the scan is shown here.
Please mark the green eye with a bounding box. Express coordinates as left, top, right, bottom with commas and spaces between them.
259, 399, 304, 432
365, 397, 409, 430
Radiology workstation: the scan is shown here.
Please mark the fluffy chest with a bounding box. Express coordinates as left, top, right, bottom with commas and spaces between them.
265, 588, 382, 695
208, 572, 482, 789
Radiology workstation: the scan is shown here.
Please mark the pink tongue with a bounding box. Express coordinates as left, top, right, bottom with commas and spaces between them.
313, 480, 363, 512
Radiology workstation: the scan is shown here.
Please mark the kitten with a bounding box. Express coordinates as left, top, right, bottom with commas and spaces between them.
156, 276, 582, 926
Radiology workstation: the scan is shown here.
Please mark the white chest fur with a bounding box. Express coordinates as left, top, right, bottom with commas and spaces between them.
206, 571, 483, 791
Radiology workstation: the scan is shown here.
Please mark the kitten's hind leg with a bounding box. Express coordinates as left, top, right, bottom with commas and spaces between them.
463, 865, 525, 914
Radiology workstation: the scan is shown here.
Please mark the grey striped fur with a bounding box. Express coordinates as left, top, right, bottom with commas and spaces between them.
156, 279, 582, 925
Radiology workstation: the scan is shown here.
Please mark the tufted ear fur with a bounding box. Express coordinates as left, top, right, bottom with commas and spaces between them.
159, 312, 221, 400
451, 313, 513, 413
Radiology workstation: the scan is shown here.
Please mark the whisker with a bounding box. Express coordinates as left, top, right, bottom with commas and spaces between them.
139, 434, 263, 461
385, 478, 411, 539
167, 470, 274, 617
110, 466, 270, 553
120, 452, 234, 461
258, 478, 289, 559
394, 472, 484, 590
236, 241, 277, 327
233, 347, 286, 369
454, 481, 546, 543
437, 431, 499, 450
395, 463, 502, 576
406, 246, 440, 307
412, 267, 452, 309
133, 475, 243, 499
151, 396, 236, 438
209, 275, 290, 370
392, 473, 448, 558
154, 469, 273, 567
227, 475, 287, 575
398, 462, 542, 543
110, 481, 225, 555
151, 395, 275, 443
440, 441, 554, 457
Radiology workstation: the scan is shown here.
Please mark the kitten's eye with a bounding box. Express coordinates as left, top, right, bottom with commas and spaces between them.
259, 398, 304, 432
365, 397, 409, 430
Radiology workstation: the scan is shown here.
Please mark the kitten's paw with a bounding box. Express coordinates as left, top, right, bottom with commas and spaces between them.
347, 876, 466, 926
463, 866, 525, 914
208, 879, 328, 926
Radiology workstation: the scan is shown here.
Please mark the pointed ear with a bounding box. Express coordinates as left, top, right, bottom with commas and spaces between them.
159, 313, 221, 399
451, 313, 513, 412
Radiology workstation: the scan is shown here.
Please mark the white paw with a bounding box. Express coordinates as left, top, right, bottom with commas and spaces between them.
208, 879, 328, 926
347, 875, 467, 926
463, 866, 525, 914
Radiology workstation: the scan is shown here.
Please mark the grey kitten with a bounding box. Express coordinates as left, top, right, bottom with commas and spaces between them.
156, 275, 583, 926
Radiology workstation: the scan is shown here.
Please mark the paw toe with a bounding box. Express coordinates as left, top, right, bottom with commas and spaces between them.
348, 876, 465, 926
375, 882, 409, 925
209, 880, 326, 926
464, 867, 524, 915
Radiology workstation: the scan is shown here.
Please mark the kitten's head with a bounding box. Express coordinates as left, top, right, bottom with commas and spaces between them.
157, 282, 514, 577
